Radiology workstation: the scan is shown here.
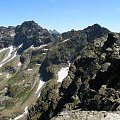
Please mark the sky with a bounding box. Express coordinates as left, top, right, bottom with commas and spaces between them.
0, 0, 120, 33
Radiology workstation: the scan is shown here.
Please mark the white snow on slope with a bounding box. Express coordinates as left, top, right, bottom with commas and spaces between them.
38, 44, 49, 49
29, 43, 50, 50
0, 46, 14, 63
62, 39, 69, 43
30, 45, 34, 49
0, 47, 7, 53
18, 43, 23, 49
13, 114, 24, 120
0, 46, 17, 68
18, 62, 22, 66
36, 77, 45, 94
44, 48, 48, 51
0, 51, 17, 68
13, 106, 28, 120
24, 106, 28, 114
36, 63, 41, 66
27, 69, 32, 71
57, 64, 70, 82
10, 33, 15, 37
6, 74, 11, 79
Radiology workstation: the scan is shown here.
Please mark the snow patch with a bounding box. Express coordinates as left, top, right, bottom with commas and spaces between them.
27, 69, 32, 71
63, 39, 69, 43
38, 43, 50, 49
14, 114, 24, 120
18, 43, 23, 49
10, 33, 15, 37
44, 49, 48, 51
18, 62, 22, 66
0, 73, 2, 75
1, 46, 14, 62
0, 48, 17, 68
30, 45, 34, 49
24, 106, 28, 114
0, 47, 7, 53
39, 44, 47, 49
57, 64, 70, 83
36, 77, 45, 94
36, 63, 40, 65
6, 74, 11, 79
13, 106, 28, 120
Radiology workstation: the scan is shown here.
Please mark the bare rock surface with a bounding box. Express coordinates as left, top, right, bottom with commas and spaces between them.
52, 110, 120, 120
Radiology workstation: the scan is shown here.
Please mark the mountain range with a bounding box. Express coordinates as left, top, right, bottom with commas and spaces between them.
0, 21, 120, 120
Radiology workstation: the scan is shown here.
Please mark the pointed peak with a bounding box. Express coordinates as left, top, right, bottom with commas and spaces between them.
22, 20, 38, 25
83, 24, 102, 31
18, 20, 42, 30
83, 23, 110, 32
49, 29, 60, 35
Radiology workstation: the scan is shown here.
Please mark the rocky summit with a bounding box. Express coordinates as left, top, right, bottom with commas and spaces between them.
0, 21, 120, 120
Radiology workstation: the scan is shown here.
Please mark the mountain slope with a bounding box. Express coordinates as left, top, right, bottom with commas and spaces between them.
27, 32, 120, 120
0, 21, 119, 120
0, 21, 55, 119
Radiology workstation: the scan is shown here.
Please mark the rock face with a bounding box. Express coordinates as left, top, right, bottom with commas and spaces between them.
49, 29, 60, 36
39, 24, 110, 82
0, 26, 15, 48
52, 110, 120, 120
0, 21, 57, 119
83, 24, 110, 41
13, 21, 54, 53
0, 21, 120, 120
27, 31, 120, 119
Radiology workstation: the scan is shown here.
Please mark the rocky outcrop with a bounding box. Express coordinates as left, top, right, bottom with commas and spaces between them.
27, 32, 120, 120
49, 29, 60, 36
0, 22, 119, 119
39, 24, 110, 82
52, 110, 120, 120
0, 26, 15, 48
0, 21, 55, 52
13, 21, 54, 53
83, 24, 110, 41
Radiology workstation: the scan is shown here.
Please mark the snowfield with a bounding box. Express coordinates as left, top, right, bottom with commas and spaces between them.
57, 64, 70, 82
0, 46, 17, 68
36, 77, 45, 94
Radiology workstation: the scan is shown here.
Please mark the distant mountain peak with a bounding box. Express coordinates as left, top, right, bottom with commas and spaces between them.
21, 20, 38, 25
83, 23, 110, 41
49, 29, 60, 36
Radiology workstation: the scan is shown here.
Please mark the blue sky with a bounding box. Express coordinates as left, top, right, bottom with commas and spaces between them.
0, 0, 120, 32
